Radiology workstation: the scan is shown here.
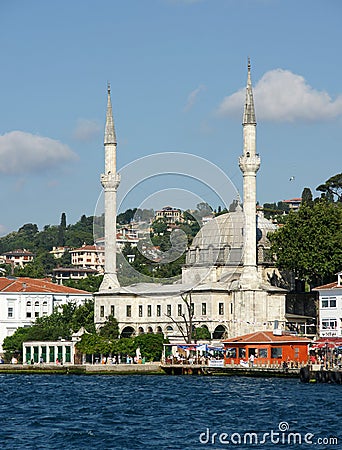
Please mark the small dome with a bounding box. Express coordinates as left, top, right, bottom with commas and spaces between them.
256, 212, 277, 244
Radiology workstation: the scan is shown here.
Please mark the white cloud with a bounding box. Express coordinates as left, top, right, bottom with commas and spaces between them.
73, 118, 102, 141
0, 131, 77, 175
217, 69, 342, 122
184, 84, 206, 112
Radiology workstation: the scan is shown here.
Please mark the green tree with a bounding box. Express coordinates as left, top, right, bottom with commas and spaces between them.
151, 218, 168, 235
98, 315, 120, 340
269, 200, 342, 288
193, 326, 211, 340
316, 173, 342, 202
134, 333, 165, 361
301, 188, 313, 207
57, 212, 67, 246
64, 275, 103, 293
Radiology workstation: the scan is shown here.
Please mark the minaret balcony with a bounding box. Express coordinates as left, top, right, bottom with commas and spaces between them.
101, 172, 121, 190
238, 154, 260, 173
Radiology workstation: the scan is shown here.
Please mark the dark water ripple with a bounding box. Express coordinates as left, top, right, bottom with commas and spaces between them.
0, 374, 340, 449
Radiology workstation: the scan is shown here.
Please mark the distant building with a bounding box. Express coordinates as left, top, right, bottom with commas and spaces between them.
53, 267, 98, 285
70, 244, 104, 273
2, 249, 34, 269
49, 246, 70, 259
96, 230, 139, 251
154, 207, 183, 225
313, 272, 342, 338
282, 198, 302, 212
0, 277, 93, 353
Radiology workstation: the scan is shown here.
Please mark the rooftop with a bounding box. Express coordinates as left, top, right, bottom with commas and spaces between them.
0, 277, 91, 294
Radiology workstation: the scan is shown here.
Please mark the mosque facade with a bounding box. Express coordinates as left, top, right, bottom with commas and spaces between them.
94, 63, 289, 341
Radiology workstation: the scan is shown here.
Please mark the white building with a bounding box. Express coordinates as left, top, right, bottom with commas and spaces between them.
22, 340, 77, 364
313, 272, 342, 338
1, 249, 34, 269
70, 244, 104, 272
0, 276, 93, 353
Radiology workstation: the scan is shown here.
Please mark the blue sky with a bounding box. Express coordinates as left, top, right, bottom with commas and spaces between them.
0, 0, 341, 235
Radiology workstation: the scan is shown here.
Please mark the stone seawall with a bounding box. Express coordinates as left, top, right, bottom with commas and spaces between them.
0, 363, 164, 375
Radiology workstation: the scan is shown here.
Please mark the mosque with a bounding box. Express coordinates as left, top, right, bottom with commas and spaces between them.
94, 61, 290, 341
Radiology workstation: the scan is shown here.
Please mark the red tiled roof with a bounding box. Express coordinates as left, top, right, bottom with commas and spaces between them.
313, 282, 341, 290
70, 245, 100, 252
0, 277, 91, 294
283, 198, 302, 203
222, 330, 310, 344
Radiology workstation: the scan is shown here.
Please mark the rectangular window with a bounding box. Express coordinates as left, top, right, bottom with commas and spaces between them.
35, 311, 39, 318
110, 305, 115, 317
201, 303, 207, 315
167, 305, 172, 316
271, 347, 282, 359
7, 307, 13, 318
126, 305, 132, 317
238, 348, 246, 359
294, 347, 299, 359
147, 305, 152, 317
321, 297, 337, 308
139, 305, 143, 317
26, 312, 32, 318
322, 319, 337, 329
178, 304, 182, 316
225, 347, 236, 358
258, 348, 268, 358
218, 303, 224, 315
100, 305, 104, 318
157, 305, 161, 317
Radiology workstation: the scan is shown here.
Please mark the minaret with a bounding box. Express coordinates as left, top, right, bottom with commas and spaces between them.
99, 83, 121, 291
238, 58, 261, 289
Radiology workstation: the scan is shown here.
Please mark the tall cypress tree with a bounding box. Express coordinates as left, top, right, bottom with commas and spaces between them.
57, 212, 67, 246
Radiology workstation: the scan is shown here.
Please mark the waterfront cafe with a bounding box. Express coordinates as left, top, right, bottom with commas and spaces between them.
163, 343, 224, 363
222, 331, 310, 367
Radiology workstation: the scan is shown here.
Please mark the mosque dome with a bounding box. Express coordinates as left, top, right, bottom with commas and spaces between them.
186, 208, 276, 267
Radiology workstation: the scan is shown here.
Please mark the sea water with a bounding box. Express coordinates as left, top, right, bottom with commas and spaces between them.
0, 374, 340, 449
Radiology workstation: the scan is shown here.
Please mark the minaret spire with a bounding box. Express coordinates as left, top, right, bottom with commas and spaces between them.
239, 58, 261, 289
104, 83, 117, 145
99, 83, 121, 291
243, 58, 256, 125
